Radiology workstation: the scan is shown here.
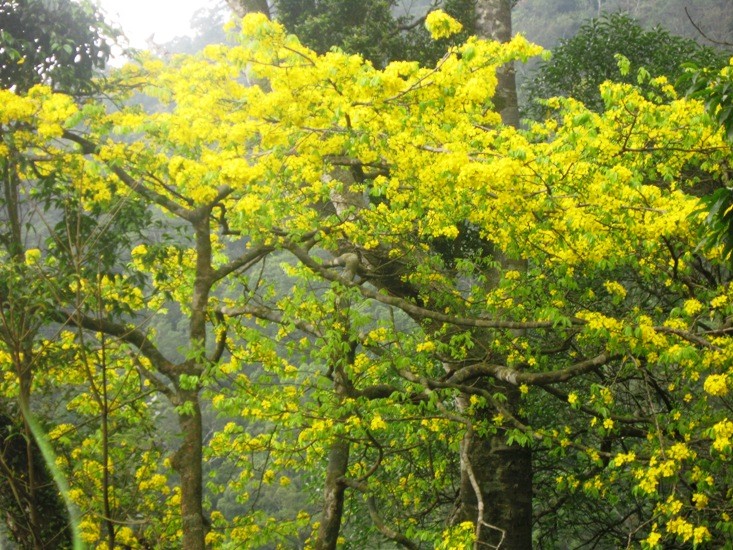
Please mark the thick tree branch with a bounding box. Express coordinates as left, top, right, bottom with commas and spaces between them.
288, 245, 569, 330
211, 245, 274, 282
209, 311, 228, 365
448, 352, 611, 386
366, 495, 419, 550
129, 353, 175, 399
353, 384, 403, 400
52, 310, 178, 379
654, 326, 720, 350
62, 130, 196, 221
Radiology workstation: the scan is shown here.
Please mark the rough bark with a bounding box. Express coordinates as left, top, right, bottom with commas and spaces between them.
475, 0, 519, 128
173, 214, 214, 550
315, 258, 358, 550
456, 2, 533, 548
454, 384, 533, 549
316, 439, 350, 550
172, 390, 206, 550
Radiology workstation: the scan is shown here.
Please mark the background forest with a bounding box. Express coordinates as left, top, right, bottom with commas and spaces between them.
2, 0, 733, 549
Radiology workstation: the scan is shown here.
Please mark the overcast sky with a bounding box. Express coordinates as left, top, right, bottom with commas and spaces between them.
98, 0, 214, 49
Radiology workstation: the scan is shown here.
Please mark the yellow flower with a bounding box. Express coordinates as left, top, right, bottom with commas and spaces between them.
603, 418, 614, 430
613, 451, 635, 467
682, 298, 703, 316
666, 516, 693, 541
416, 341, 436, 353
599, 387, 613, 405
24, 248, 41, 266
704, 373, 729, 397
240, 12, 275, 38
692, 492, 709, 509
603, 280, 627, 299
370, 414, 387, 431
567, 392, 578, 405
712, 419, 733, 452
425, 10, 463, 40
644, 529, 661, 547
711, 294, 728, 308
693, 526, 710, 544
131, 244, 148, 257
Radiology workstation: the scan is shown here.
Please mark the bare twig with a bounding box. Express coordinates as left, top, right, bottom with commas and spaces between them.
685, 7, 733, 46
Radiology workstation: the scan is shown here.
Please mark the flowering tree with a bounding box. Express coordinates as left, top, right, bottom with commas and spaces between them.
3, 11, 733, 549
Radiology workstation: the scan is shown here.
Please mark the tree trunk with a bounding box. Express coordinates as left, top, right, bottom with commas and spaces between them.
315, 439, 350, 550
315, 269, 359, 549
454, 384, 532, 548
172, 390, 206, 550
174, 216, 213, 550
475, 0, 519, 128
456, 2, 533, 548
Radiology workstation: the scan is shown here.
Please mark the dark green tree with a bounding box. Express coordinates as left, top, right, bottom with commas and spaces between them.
523, 13, 725, 118
229, 0, 476, 67
0, 0, 117, 93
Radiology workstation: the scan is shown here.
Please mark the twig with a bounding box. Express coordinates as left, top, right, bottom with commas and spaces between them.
684, 7, 733, 46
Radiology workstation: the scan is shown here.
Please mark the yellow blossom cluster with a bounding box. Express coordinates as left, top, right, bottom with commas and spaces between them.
634, 447, 695, 495
665, 517, 710, 545
425, 10, 464, 40
712, 419, 733, 452
704, 373, 729, 396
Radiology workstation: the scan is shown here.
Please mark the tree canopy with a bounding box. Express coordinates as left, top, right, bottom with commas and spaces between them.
3, 8, 733, 550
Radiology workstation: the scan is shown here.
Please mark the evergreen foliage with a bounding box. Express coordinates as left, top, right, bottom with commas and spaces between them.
524, 13, 726, 118
0, 0, 117, 93
273, 0, 475, 67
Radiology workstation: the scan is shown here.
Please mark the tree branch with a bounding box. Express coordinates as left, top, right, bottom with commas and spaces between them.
684, 7, 733, 46
52, 310, 179, 379
209, 311, 228, 365
448, 352, 611, 386
219, 303, 322, 338
654, 326, 720, 350
288, 244, 569, 330
340, 478, 419, 550
62, 130, 195, 221
211, 244, 273, 282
